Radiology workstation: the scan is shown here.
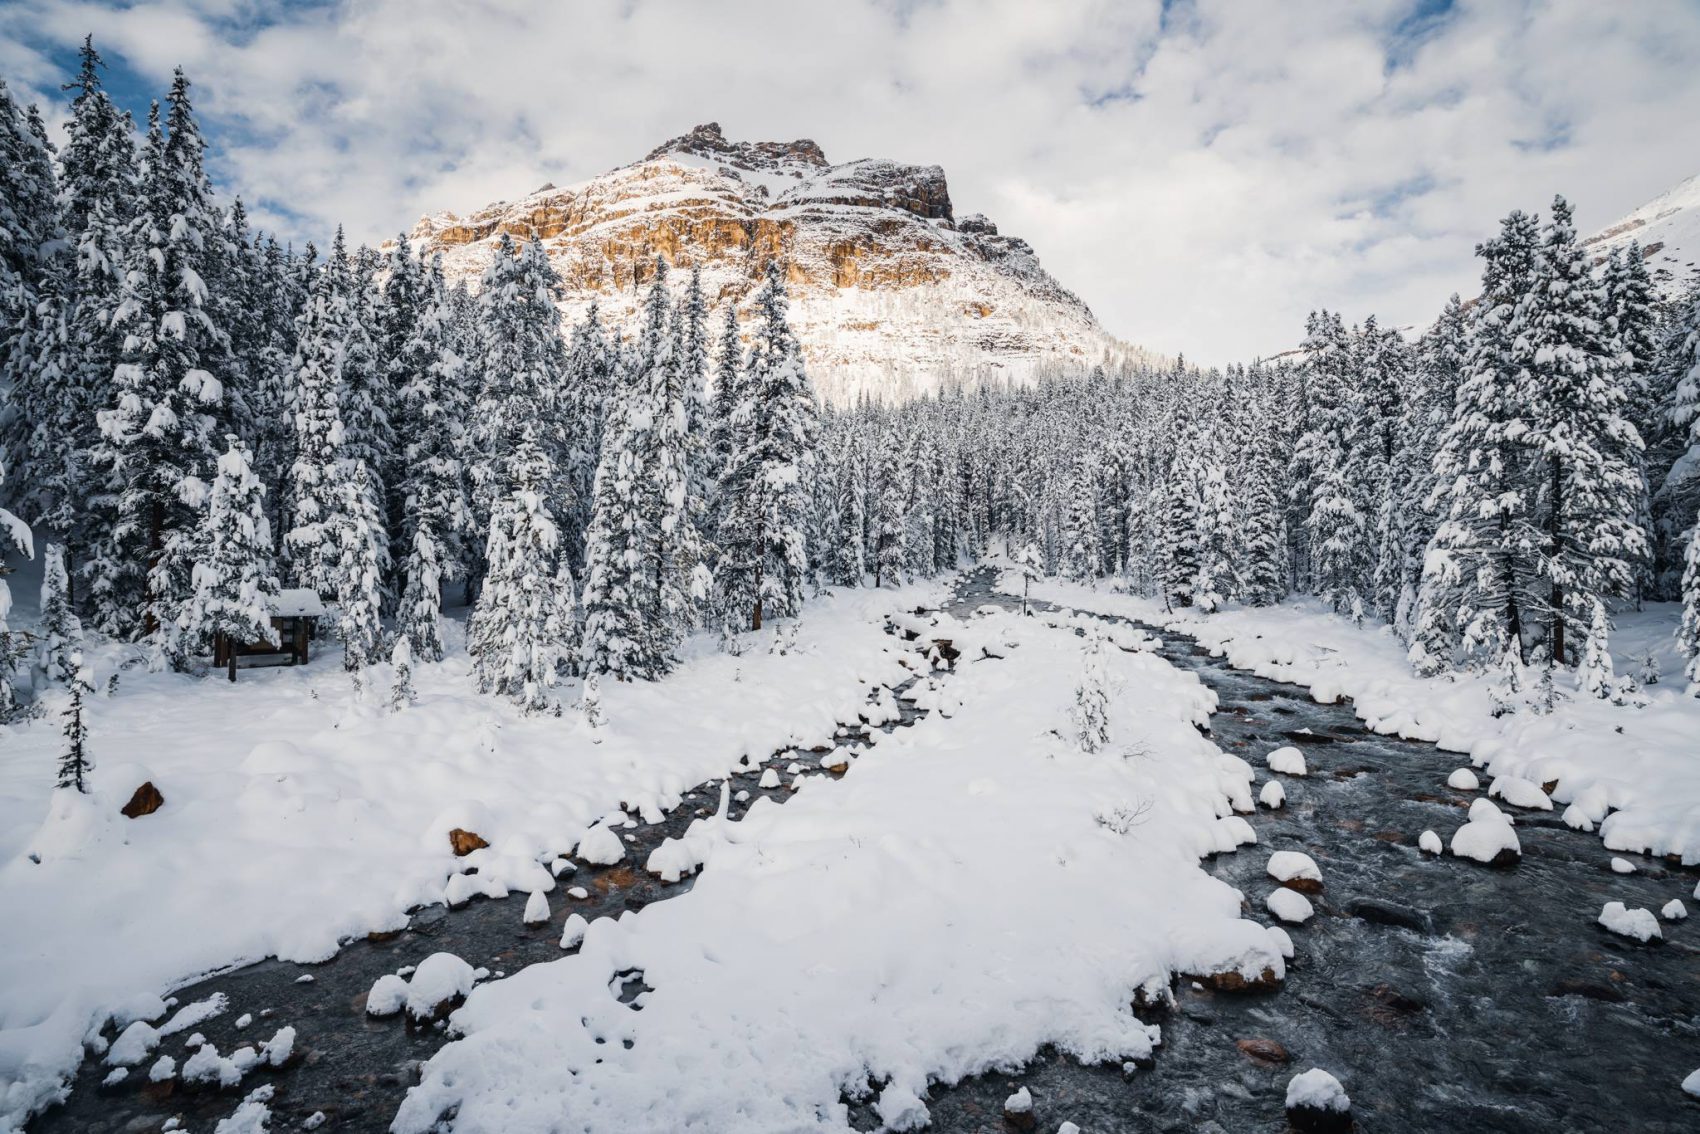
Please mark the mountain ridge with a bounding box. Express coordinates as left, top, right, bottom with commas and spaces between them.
405, 123, 1156, 403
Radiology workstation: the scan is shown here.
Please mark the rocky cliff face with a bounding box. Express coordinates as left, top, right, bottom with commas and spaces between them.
406, 123, 1154, 403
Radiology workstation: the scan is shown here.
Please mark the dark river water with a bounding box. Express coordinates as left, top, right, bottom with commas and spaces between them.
31, 568, 1700, 1133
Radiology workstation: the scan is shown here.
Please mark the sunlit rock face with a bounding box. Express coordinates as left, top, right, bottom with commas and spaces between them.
405, 123, 1157, 403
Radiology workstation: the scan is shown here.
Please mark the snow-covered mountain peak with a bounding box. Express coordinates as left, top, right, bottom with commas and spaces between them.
404, 125, 1157, 403
1583, 172, 1700, 290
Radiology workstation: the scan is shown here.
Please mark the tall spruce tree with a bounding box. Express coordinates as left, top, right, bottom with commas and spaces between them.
471, 435, 574, 711
714, 261, 817, 629
93, 77, 228, 663
179, 436, 280, 666
1516, 197, 1647, 664
1410, 211, 1543, 675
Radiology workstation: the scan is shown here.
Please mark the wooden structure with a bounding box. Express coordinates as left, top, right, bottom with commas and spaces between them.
213, 588, 325, 681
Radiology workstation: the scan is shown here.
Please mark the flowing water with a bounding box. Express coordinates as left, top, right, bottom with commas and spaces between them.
31, 570, 1700, 1133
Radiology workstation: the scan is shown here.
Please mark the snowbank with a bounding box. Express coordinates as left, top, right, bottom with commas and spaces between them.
392, 606, 1284, 1133
1031, 584, 1700, 867
0, 583, 942, 1130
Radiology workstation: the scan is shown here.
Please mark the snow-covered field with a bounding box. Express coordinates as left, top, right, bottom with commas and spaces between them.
391, 602, 1283, 1133
1031, 578, 1700, 868
0, 583, 942, 1129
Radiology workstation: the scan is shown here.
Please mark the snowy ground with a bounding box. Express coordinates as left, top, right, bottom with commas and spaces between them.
390, 599, 1284, 1133
0, 583, 941, 1130
1027, 575, 1700, 868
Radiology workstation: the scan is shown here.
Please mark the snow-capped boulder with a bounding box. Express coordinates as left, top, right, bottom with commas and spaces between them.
1266, 850, 1323, 893
1661, 900, 1687, 921
1450, 803, 1520, 867
559, 912, 590, 950
523, 891, 550, 926
1609, 857, 1635, 874
1598, 901, 1661, 943
576, 824, 626, 866
1266, 746, 1307, 776
1002, 1086, 1035, 1131
1562, 804, 1594, 832
1488, 776, 1552, 811
1684, 1068, 1700, 1098
1266, 888, 1314, 925
181, 1042, 243, 1088
406, 953, 478, 1021
365, 974, 408, 1017
106, 1021, 160, 1067
1285, 1069, 1351, 1132
1446, 768, 1479, 791
758, 767, 782, 790
1418, 830, 1443, 855
1259, 780, 1285, 809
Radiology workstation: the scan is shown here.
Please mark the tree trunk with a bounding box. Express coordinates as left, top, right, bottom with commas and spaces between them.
1550, 455, 1565, 665
751, 598, 762, 633
144, 498, 164, 635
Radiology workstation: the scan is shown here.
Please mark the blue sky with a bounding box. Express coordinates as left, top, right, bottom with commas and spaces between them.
2, 0, 1696, 363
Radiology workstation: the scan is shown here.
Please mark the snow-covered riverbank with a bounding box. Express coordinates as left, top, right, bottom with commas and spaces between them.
1030, 576, 1700, 869
391, 594, 1284, 1133
0, 583, 941, 1130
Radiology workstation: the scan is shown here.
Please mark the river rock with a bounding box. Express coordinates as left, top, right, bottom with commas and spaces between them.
1235, 1037, 1290, 1065
1285, 1068, 1351, 1132
447, 828, 488, 856
1266, 746, 1307, 776
1598, 901, 1661, 943
1663, 900, 1688, 921
1266, 888, 1314, 925
1259, 780, 1286, 809
1418, 829, 1443, 855
1489, 775, 1552, 811
121, 782, 165, 819
522, 890, 550, 926
1450, 803, 1520, 867
1191, 965, 1283, 993
1267, 850, 1323, 892
405, 953, 477, 1021
1609, 857, 1635, 874
1347, 898, 1432, 933
1002, 1085, 1035, 1130
1446, 768, 1479, 791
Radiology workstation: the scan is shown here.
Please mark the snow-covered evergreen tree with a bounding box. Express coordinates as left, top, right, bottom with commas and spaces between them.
0, 460, 34, 721
179, 436, 279, 664
37, 544, 83, 684
284, 230, 356, 598
579, 349, 663, 680
1410, 211, 1543, 674
715, 261, 817, 629
329, 459, 388, 672
57, 653, 93, 792
93, 77, 228, 661
472, 436, 574, 710
389, 635, 415, 711
1516, 197, 1647, 664
1073, 629, 1111, 754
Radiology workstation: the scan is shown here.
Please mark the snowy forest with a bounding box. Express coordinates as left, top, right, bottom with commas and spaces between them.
4, 47, 1699, 735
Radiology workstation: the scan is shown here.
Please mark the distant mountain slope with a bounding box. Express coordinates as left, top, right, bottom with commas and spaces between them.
405, 123, 1156, 403
1583, 173, 1700, 291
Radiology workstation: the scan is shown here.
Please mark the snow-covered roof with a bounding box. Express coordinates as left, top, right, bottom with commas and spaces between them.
270, 588, 325, 617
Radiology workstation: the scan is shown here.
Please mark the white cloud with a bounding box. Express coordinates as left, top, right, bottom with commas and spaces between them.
3, 0, 1696, 363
